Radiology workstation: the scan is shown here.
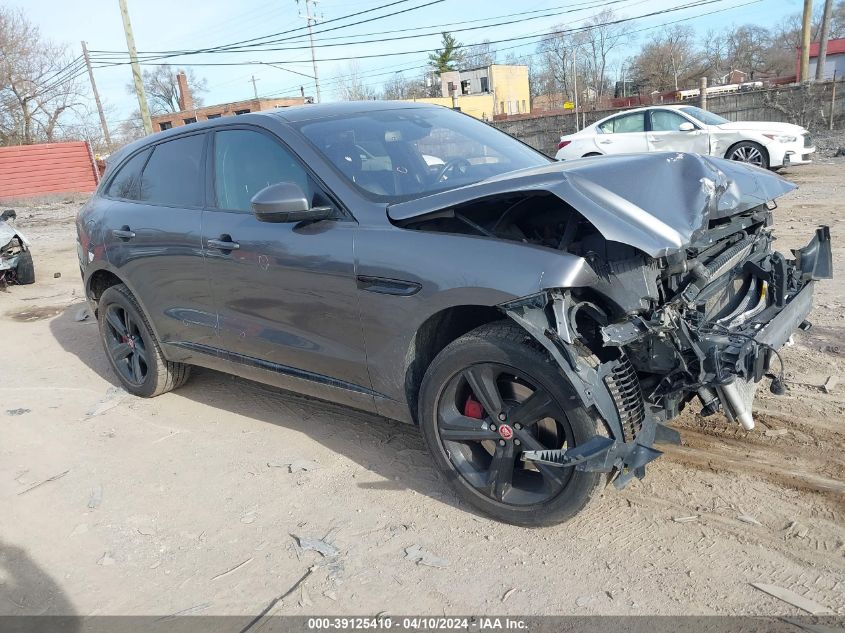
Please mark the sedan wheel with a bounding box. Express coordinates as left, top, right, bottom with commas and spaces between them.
728, 142, 768, 168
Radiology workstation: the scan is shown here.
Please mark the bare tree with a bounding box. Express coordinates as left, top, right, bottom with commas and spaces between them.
578, 9, 628, 103
628, 25, 703, 93
461, 41, 497, 69
0, 7, 86, 145
334, 61, 378, 101
382, 73, 426, 100
126, 64, 207, 114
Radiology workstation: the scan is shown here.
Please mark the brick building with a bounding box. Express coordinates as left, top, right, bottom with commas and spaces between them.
150, 71, 310, 132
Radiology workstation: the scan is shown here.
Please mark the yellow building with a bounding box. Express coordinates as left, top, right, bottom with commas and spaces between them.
411, 64, 531, 120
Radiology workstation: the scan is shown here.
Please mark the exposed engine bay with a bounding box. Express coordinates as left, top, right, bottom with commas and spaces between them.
390, 153, 833, 488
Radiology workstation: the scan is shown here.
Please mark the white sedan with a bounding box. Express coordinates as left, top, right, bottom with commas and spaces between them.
554, 105, 815, 169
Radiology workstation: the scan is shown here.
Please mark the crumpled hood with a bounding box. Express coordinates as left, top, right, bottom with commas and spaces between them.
388, 152, 795, 258
0, 221, 22, 247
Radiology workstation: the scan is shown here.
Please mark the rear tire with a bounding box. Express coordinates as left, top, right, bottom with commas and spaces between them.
97, 284, 191, 397
15, 250, 35, 284
418, 321, 605, 526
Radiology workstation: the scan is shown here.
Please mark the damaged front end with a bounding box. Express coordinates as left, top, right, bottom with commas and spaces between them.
391, 153, 833, 489
498, 174, 831, 488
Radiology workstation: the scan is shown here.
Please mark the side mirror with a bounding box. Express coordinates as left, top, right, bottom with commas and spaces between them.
250, 182, 334, 224
678, 122, 695, 132
1, 209, 16, 222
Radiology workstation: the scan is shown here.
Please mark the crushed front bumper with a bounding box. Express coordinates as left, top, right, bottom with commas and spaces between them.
503, 225, 832, 489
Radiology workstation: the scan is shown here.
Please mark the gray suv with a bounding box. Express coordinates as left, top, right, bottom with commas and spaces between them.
77, 102, 831, 525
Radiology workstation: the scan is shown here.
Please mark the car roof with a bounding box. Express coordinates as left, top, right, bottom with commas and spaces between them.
267, 99, 440, 123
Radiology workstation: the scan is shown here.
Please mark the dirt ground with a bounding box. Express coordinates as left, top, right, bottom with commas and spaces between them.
1, 160, 844, 619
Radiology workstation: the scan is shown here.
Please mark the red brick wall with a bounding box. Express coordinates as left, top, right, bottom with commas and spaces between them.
0, 141, 99, 199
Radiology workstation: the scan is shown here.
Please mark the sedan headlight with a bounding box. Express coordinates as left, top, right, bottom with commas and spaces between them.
763, 133, 797, 143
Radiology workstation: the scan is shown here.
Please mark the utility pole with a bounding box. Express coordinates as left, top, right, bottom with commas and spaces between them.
81, 41, 112, 150
250, 75, 260, 99
816, 0, 834, 81
298, 0, 322, 103
118, 0, 152, 134
572, 49, 579, 132
699, 76, 708, 111
799, 0, 814, 83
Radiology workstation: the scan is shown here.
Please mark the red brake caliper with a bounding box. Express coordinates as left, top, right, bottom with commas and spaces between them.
463, 396, 484, 419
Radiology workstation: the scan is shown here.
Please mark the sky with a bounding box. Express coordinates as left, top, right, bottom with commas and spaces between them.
10, 0, 806, 128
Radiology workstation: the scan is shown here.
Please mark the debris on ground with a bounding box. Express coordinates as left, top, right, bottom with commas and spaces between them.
763, 428, 789, 437
502, 588, 517, 602
97, 552, 115, 566
291, 534, 339, 558
211, 557, 253, 581
784, 520, 811, 539
88, 485, 103, 509
737, 515, 762, 526
672, 515, 699, 523
85, 387, 126, 418
6, 408, 30, 416
750, 582, 831, 614
404, 544, 449, 568
268, 459, 321, 473
74, 306, 90, 322
17, 469, 69, 496
53, 272, 61, 278
823, 375, 838, 394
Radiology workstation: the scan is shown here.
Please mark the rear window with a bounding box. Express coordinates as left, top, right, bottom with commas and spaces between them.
139, 134, 205, 207
106, 149, 150, 200
598, 112, 645, 134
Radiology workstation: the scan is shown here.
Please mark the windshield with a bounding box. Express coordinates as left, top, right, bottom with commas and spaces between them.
679, 106, 729, 126
294, 107, 551, 202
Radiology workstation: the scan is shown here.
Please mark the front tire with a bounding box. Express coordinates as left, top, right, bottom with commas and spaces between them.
97, 284, 190, 397
418, 321, 605, 526
727, 141, 769, 169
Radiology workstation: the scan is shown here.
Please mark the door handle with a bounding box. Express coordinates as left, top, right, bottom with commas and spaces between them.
650, 137, 662, 142
207, 236, 240, 251
598, 139, 612, 145
112, 226, 135, 240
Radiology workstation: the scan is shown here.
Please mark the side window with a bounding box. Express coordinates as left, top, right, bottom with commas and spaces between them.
106, 149, 150, 200
598, 112, 645, 134
651, 110, 690, 132
213, 129, 316, 212
139, 134, 205, 207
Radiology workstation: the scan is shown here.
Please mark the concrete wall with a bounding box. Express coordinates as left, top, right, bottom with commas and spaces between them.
493, 80, 845, 157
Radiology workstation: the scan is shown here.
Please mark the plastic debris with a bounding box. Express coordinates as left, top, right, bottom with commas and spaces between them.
404, 544, 449, 568
750, 583, 831, 615
292, 534, 339, 558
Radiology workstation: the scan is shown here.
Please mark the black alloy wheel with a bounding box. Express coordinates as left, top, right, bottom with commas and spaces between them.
103, 303, 149, 386
419, 321, 605, 526
436, 362, 575, 506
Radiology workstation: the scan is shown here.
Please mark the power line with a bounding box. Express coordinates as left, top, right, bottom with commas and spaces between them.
90, 0, 754, 68
93, 0, 633, 59
255, 0, 762, 98
88, 0, 438, 64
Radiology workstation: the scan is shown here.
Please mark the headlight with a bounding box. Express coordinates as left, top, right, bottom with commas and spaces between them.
763, 133, 797, 143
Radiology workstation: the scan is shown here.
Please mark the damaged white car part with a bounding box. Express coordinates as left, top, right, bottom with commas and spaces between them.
395, 153, 832, 490
0, 209, 35, 285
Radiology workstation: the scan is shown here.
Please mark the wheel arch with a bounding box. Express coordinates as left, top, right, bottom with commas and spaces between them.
404, 304, 505, 424
84, 265, 168, 353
